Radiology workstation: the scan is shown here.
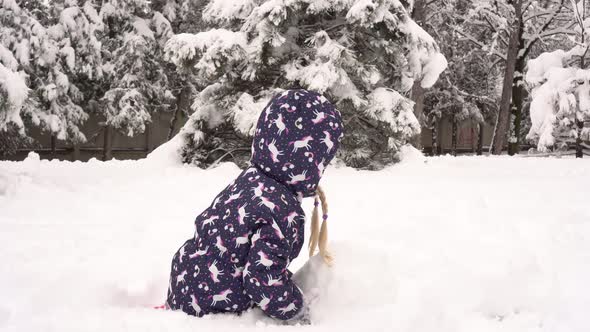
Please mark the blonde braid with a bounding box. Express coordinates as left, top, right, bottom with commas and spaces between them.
308, 185, 333, 266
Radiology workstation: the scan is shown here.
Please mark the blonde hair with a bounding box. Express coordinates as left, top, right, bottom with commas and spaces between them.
308, 185, 333, 266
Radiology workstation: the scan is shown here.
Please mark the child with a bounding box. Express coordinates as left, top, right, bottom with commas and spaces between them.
166, 89, 343, 322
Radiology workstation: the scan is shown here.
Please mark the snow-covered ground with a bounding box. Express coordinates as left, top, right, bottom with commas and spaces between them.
1, 152, 589, 332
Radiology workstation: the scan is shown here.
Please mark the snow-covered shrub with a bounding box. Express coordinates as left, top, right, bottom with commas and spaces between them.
523, 1, 590, 152
98, 1, 174, 138
526, 47, 590, 151
0, 0, 104, 146
165, 0, 447, 168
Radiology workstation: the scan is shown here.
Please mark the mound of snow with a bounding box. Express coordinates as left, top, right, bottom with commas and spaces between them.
1, 156, 589, 331
396, 144, 427, 164
146, 132, 185, 167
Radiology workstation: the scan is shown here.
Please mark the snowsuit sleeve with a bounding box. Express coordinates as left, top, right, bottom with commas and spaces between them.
243, 217, 303, 320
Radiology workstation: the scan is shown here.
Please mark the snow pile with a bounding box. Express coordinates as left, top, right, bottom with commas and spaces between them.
1, 156, 590, 332
146, 133, 186, 167
395, 144, 427, 164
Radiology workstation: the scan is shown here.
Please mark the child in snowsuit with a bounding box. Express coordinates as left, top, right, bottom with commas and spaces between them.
166, 89, 343, 322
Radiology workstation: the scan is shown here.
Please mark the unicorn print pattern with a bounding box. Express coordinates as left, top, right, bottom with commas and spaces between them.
166, 89, 343, 320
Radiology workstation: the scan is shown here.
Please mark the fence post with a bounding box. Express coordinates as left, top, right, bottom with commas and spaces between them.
103, 125, 113, 161
576, 119, 583, 158
50, 134, 57, 159
477, 123, 484, 155
145, 120, 153, 154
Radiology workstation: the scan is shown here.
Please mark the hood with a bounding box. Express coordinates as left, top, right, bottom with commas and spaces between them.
250, 89, 344, 198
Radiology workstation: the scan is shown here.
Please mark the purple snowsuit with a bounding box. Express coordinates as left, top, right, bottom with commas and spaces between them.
166, 89, 343, 320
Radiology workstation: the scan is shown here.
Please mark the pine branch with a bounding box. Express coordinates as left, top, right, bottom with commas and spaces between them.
452, 27, 507, 61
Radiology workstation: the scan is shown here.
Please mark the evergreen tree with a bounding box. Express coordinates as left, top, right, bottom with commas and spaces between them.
164, 0, 447, 168
99, 0, 174, 138
1, 0, 84, 143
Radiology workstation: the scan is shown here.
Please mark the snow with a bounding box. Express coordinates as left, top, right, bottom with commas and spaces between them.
1, 0, 20, 13
231, 92, 269, 137
525, 45, 590, 151
203, 0, 257, 22
365, 87, 420, 137
420, 52, 448, 88
525, 49, 569, 86
165, 30, 247, 77
400, 19, 448, 90
0, 44, 18, 71
0, 63, 29, 130
305, 0, 356, 14
1, 154, 589, 332
15, 39, 30, 67
83, 1, 101, 24
60, 7, 80, 34
152, 12, 173, 39
60, 46, 76, 70
133, 18, 155, 40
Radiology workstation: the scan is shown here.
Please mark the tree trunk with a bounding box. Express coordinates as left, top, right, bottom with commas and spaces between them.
50, 134, 57, 159
437, 119, 444, 155
492, 0, 523, 155
508, 83, 527, 155
451, 116, 458, 156
103, 125, 113, 161
508, 38, 527, 155
477, 123, 484, 156
471, 125, 476, 154
431, 121, 438, 156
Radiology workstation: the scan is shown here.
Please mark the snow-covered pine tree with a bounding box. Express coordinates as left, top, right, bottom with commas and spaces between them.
98, 0, 174, 158
164, 0, 447, 169
525, 1, 590, 155
0, 0, 96, 149
150, 0, 205, 140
